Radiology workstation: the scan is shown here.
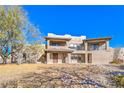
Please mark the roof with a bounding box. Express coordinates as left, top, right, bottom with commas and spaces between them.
83, 37, 112, 42
45, 48, 73, 52
45, 36, 71, 41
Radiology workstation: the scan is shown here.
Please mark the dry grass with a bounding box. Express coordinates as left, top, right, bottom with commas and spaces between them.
0, 64, 42, 83
0, 64, 121, 88
0, 64, 89, 88
0, 64, 81, 81
0, 64, 86, 83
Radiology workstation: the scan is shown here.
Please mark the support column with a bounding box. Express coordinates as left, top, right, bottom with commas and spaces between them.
85, 42, 88, 51
68, 53, 71, 63
47, 40, 50, 49
47, 52, 51, 64
85, 53, 88, 63
58, 53, 62, 64
106, 41, 109, 50
66, 41, 69, 48
85, 41, 88, 63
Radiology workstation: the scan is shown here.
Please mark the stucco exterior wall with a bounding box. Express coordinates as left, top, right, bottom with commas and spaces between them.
46, 53, 52, 64
58, 53, 63, 64
45, 33, 115, 64
91, 50, 113, 64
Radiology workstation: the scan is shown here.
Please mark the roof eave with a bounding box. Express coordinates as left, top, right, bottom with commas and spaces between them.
83, 37, 112, 42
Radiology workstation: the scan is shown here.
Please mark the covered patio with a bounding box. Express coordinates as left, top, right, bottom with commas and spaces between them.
45, 48, 73, 64
84, 37, 112, 51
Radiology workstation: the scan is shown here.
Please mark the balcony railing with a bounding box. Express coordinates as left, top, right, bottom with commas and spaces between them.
69, 47, 85, 50
47, 45, 107, 51
88, 47, 106, 51
47, 46, 68, 49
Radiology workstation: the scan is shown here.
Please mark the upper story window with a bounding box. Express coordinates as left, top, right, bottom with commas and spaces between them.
90, 44, 99, 50
88, 42, 106, 51
50, 41, 66, 46
69, 44, 77, 49
69, 43, 84, 50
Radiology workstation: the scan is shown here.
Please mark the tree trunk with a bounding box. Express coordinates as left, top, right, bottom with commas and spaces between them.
11, 53, 14, 63
2, 57, 7, 64
4, 58, 7, 64
11, 46, 14, 63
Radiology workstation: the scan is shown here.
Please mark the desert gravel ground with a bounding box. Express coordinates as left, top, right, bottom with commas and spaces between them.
0, 64, 124, 88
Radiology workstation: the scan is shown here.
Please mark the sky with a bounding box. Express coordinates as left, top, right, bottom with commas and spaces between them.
23, 5, 124, 48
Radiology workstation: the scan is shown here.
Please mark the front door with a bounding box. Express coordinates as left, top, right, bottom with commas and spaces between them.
53, 53, 58, 63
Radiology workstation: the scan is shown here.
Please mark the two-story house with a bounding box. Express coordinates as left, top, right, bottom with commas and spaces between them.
45, 33, 113, 64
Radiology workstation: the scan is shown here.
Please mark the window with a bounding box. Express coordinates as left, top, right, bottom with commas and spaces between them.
93, 44, 99, 50
69, 43, 77, 49
70, 44, 74, 47
69, 43, 83, 50
71, 54, 84, 63
89, 42, 106, 51
88, 43, 99, 51
50, 41, 66, 46
71, 55, 77, 60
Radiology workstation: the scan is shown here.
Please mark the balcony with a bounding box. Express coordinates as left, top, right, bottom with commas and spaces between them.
47, 41, 68, 49
47, 45, 68, 49
68, 43, 85, 50
87, 43, 106, 51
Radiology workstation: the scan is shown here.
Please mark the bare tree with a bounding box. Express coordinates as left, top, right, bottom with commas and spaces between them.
0, 6, 43, 64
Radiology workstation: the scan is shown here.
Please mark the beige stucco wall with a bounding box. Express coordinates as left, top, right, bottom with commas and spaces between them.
46, 53, 52, 64
91, 50, 113, 64
58, 53, 63, 64
46, 48, 115, 64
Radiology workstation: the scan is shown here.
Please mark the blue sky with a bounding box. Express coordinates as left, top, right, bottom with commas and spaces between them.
23, 5, 124, 48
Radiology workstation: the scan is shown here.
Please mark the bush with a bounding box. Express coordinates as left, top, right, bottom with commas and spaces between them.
112, 75, 124, 87
37, 54, 46, 63
110, 59, 123, 64
120, 77, 124, 87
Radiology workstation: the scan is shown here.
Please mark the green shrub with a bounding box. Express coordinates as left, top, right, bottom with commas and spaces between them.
112, 75, 124, 87
110, 59, 123, 64
120, 77, 124, 87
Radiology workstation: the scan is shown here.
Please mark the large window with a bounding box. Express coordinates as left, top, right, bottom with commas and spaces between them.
69, 43, 84, 50
71, 54, 85, 63
88, 42, 106, 51
92, 44, 99, 50
50, 41, 66, 46
69, 43, 77, 49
